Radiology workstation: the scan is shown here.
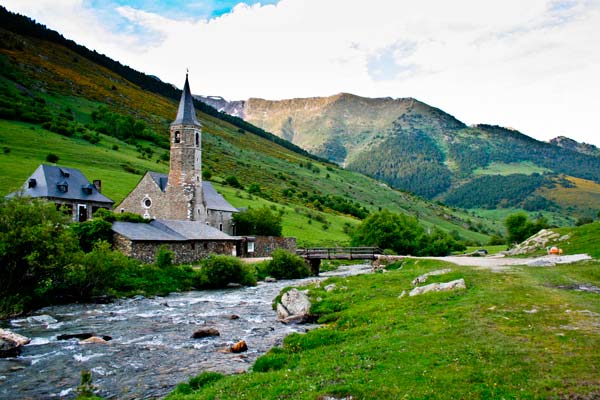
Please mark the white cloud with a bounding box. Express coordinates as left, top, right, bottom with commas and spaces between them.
2, 0, 599, 146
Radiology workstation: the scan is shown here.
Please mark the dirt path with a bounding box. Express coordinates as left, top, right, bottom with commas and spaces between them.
421, 254, 592, 272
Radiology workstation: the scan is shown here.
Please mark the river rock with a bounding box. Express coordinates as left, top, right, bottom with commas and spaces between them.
57, 333, 112, 341
276, 289, 311, 323
228, 314, 240, 320
264, 277, 277, 282
80, 336, 109, 344
26, 315, 58, 326
230, 340, 248, 353
409, 279, 466, 297
0, 328, 31, 357
191, 327, 220, 339
411, 269, 452, 286
324, 284, 337, 292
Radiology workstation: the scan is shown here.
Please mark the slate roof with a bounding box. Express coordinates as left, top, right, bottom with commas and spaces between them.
171, 74, 201, 126
202, 181, 239, 212
147, 172, 238, 213
8, 164, 114, 204
112, 219, 239, 242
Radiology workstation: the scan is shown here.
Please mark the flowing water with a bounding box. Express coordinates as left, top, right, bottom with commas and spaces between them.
0, 263, 371, 399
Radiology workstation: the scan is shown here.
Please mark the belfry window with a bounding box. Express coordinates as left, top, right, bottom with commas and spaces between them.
174, 131, 181, 143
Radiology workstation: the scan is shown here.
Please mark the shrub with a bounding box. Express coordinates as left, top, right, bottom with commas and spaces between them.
265, 249, 310, 279
46, 153, 59, 163
155, 245, 173, 268
71, 218, 113, 252
253, 347, 288, 372
195, 255, 256, 288
225, 175, 243, 189
248, 183, 261, 194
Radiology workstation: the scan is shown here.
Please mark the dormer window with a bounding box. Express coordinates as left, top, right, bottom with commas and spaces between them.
59, 168, 70, 178
82, 185, 93, 195
57, 181, 68, 193
28, 179, 37, 188
174, 131, 181, 144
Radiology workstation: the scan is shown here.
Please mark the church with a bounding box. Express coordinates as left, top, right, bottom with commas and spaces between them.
117, 74, 238, 234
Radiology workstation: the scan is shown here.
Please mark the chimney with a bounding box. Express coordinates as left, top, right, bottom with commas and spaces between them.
93, 180, 102, 193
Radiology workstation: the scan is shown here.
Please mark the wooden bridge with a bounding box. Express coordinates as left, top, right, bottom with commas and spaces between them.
296, 247, 382, 275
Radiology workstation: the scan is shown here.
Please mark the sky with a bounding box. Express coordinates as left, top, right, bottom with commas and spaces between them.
2, 0, 600, 146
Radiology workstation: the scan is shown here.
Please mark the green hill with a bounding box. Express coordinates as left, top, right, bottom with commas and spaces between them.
0, 6, 497, 247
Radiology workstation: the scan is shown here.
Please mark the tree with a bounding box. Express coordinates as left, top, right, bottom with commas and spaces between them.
351, 210, 423, 255
233, 207, 283, 236
0, 197, 78, 315
505, 213, 549, 245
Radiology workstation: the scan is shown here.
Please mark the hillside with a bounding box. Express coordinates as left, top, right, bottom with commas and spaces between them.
201, 94, 600, 219
0, 7, 498, 246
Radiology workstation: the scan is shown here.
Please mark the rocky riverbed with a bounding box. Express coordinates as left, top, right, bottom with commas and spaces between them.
0, 263, 371, 399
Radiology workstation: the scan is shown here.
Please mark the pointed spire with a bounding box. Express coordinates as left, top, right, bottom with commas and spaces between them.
172, 73, 200, 126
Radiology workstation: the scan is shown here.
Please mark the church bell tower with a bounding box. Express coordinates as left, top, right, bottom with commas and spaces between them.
167, 74, 204, 220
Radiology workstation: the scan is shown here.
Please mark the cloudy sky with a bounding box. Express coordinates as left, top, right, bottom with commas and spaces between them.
3, 0, 600, 146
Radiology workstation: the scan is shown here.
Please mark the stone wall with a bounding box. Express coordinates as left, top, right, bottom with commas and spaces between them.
247, 236, 297, 257
206, 209, 235, 235
113, 233, 238, 264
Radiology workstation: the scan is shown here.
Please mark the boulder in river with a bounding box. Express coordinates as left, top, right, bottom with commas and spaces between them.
0, 328, 30, 358
80, 336, 109, 345
230, 340, 248, 353
57, 333, 112, 341
276, 288, 312, 324
191, 327, 220, 339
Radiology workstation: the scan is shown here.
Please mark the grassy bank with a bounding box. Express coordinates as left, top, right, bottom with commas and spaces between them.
167, 258, 600, 399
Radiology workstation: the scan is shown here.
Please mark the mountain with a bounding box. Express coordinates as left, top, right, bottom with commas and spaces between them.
549, 136, 600, 157
197, 94, 600, 218
0, 6, 501, 246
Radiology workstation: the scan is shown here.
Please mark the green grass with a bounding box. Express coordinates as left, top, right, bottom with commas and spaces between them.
212, 183, 358, 247
166, 258, 600, 399
0, 120, 168, 202
473, 161, 551, 176
554, 222, 600, 258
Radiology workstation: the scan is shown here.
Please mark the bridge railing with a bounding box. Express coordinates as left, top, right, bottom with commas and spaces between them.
296, 247, 382, 260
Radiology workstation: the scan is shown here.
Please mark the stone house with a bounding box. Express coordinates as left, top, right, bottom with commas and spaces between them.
8, 164, 114, 221
117, 74, 238, 234
112, 219, 241, 264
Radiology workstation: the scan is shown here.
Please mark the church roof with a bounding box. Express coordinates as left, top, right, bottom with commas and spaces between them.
202, 181, 239, 212
171, 74, 201, 126
112, 219, 238, 242
7, 164, 114, 204
147, 172, 238, 213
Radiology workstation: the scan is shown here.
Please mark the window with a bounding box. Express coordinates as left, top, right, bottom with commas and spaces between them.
142, 196, 152, 209
219, 223, 223, 231
191, 242, 195, 250
195, 132, 199, 146
174, 131, 181, 143
247, 241, 255, 253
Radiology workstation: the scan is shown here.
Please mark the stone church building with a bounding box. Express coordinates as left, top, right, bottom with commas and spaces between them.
118, 75, 238, 234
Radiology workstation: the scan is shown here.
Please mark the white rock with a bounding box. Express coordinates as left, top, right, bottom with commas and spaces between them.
409, 279, 466, 297
411, 269, 452, 286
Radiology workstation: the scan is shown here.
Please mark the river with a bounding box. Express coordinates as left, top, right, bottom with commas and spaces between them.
0, 263, 371, 399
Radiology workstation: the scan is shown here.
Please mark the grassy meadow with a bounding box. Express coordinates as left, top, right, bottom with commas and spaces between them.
167, 258, 600, 399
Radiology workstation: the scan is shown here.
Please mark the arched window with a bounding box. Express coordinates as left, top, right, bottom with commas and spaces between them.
195, 132, 199, 147
174, 131, 181, 143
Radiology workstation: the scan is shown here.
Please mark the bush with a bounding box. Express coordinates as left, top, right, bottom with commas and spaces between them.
265, 249, 310, 279
195, 255, 256, 288
155, 245, 173, 268
225, 175, 243, 189
71, 218, 113, 252
46, 153, 59, 163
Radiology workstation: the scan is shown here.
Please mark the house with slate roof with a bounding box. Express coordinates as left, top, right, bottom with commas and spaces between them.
117, 74, 239, 235
112, 220, 239, 263
8, 164, 114, 221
